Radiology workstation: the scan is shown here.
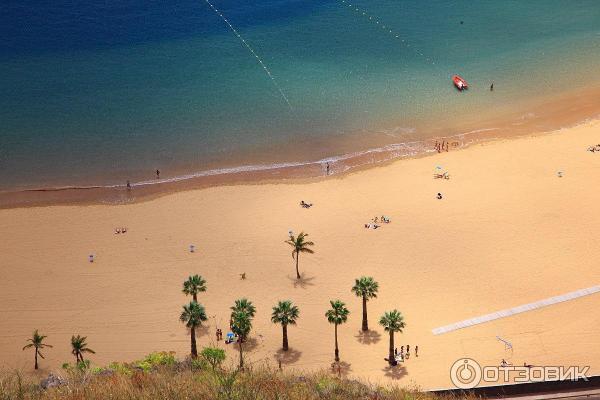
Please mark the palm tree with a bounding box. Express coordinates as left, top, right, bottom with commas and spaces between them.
70, 335, 95, 364
379, 310, 405, 365
284, 232, 315, 279
182, 275, 207, 302
22, 330, 52, 370
231, 310, 252, 369
180, 301, 208, 359
271, 300, 300, 351
230, 298, 256, 319
325, 300, 350, 362
351, 276, 379, 331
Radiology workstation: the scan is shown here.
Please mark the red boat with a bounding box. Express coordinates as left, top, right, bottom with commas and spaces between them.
452, 75, 468, 91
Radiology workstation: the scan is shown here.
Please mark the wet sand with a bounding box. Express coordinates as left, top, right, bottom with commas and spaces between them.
1, 83, 599, 209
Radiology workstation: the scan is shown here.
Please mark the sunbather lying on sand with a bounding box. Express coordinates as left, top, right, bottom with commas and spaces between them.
300, 200, 313, 208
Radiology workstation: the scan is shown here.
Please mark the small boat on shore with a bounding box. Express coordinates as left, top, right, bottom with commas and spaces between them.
452, 75, 468, 91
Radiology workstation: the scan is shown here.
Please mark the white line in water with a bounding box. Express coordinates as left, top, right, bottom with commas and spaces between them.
202, 0, 293, 111
432, 285, 600, 335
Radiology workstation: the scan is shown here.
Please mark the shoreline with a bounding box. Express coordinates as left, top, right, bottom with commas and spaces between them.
1, 83, 600, 209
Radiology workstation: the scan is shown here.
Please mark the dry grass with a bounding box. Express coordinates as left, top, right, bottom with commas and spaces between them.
0, 356, 473, 400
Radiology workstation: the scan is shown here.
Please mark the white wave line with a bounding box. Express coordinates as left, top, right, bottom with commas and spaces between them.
432, 285, 600, 335
203, 0, 293, 111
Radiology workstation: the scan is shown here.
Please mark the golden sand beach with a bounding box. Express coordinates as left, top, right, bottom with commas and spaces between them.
1, 120, 599, 389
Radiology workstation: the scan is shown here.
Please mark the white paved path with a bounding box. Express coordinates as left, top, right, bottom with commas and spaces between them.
432, 285, 600, 335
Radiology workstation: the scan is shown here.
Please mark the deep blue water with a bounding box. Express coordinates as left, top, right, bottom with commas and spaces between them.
1, 0, 599, 189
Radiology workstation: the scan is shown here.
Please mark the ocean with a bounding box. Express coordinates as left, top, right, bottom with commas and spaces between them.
1, 0, 599, 192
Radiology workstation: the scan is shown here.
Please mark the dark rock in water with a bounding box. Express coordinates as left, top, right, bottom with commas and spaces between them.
40, 373, 66, 389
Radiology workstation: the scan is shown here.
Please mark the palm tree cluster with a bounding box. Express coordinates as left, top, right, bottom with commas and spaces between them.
22, 331, 97, 370
177, 273, 402, 368
21, 234, 405, 372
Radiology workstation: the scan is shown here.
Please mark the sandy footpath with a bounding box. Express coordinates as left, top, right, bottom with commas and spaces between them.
1, 120, 599, 389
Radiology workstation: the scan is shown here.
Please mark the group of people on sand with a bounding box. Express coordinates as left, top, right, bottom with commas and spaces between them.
215, 326, 243, 345
365, 215, 391, 229
114, 227, 128, 234
500, 359, 534, 368
587, 144, 600, 153
391, 345, 418, 364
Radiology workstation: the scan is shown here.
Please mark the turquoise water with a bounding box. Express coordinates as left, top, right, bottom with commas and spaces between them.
1, 0, 599, 190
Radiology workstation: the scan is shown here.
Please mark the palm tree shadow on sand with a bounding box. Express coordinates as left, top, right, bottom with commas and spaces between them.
355, 330, 381, 345
330, 361, 352, 378
274, 348, 302, 366
242, 336, 262, 352
287, 274, 316, 289
196, 324, 210, 338
382, 364, 408, 380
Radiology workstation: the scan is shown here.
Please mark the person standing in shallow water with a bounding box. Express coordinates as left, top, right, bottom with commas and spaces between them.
326, 162, 330, 176
490, 82, 494, 91
156, 169, 160, 179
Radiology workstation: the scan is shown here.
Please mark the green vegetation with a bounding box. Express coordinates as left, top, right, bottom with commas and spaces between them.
271, 300, 300, 351
379, 310, 406, 366
230, 303, 253, 370
200, 347, 226, 371
182, 274, 207, 302
230, 298, 256, 319
22, 330, 52, 370
285, 232, 315, 279
0, 361, 459, 400
180, 301, 208, 359
325, 300, 350, 362
351, 276, 379, 331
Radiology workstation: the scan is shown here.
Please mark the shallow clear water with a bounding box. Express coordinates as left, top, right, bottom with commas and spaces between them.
1, 0, 599, 189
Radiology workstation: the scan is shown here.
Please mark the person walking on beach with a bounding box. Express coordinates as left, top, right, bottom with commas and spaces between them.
326, 162, 330, 176
437, 192, 442, 199
415, 345, 418, 357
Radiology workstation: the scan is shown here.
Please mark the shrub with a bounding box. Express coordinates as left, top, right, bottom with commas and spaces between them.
200, 347, 226, 370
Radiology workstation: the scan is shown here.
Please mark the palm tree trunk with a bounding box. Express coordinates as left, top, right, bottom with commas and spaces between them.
238, 340, 244, 369
34, 350, 38, 370
191, 327, 198, 358
361, 295, 368, 331
388, 331, 395, 365
334, 324, 339, 362
295, 251, 300, 279
193, 294, 197, 302
282, 324, 289, 351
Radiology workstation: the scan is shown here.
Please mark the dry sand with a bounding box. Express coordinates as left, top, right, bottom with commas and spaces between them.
1, 120, 600, 389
